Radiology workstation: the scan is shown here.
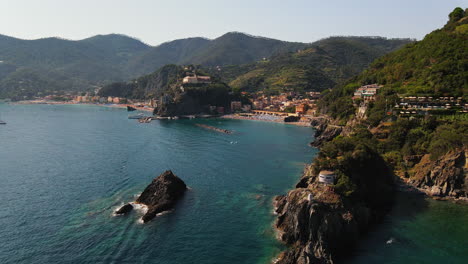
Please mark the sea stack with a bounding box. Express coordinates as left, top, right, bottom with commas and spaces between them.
115, 203, 133, 215
136, 170, 187, 223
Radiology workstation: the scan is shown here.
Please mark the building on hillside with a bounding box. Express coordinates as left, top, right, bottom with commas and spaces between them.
253, 101, 264, 110
113, 97, 120, 104
353, 84, 383, 102
107, 96, 114, 103
296, 104, 308, 114
230, 101, 242, 112
318, 170, 336, 185
182, 75, 212, 84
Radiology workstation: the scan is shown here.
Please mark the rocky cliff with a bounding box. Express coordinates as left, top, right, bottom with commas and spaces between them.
408, 148, 468, 200
275, 133, 394, 263
309, 117, 342, 148
275, 187, 370, 263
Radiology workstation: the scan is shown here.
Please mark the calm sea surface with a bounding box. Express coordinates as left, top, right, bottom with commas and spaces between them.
0, 104, 315, 264
0, 104, 467, 264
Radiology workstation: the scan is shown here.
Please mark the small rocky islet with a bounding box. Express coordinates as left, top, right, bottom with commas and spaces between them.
116, 170, 187, 223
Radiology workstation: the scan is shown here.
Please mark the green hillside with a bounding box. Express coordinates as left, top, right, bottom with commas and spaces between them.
211, 37, 412, 94
321, 8, 468, 121
0, 32, 307, 99
355, 8, 468, 97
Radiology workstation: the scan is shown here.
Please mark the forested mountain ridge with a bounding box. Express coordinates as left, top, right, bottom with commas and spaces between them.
209, 36, 413, 94
0, 32, 307, 99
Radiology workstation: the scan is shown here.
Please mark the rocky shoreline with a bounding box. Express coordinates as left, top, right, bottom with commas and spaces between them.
272, 117, 394, 264
273, 114, 467, 263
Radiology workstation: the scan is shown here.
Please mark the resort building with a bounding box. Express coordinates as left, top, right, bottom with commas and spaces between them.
353, 84, 383, 102
318, 170, 336, 185
182, 75, 212, 84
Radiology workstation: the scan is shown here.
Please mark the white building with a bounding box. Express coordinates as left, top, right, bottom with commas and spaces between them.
318, 170, 336, 185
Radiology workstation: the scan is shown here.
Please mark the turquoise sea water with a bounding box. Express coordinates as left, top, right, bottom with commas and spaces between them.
1, 104, 467, 264
0, 104, 315, 264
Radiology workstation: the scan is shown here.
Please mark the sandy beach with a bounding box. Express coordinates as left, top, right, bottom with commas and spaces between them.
221, 114, 312, 127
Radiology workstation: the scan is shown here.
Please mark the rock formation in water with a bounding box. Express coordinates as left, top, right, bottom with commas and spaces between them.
115, 203, 133, 215
136, 170, 187, 223
408, 148, 467, 200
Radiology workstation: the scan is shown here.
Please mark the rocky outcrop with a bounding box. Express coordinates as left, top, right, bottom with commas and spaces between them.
275, 143, 394, 263
309, 117, 342, 148
275, 190, 370, 264
136, 170, 187, 223
115, 203, 133, 215
409, 148, 467, 199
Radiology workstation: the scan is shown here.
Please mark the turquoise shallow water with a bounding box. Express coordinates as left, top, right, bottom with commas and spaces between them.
0, 104, 315, 264
1, 104, 467, 264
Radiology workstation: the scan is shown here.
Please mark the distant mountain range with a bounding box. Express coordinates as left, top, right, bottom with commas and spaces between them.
0, 32, 412, 99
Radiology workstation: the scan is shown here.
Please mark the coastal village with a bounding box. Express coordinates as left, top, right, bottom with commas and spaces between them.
15, 79, 467, 126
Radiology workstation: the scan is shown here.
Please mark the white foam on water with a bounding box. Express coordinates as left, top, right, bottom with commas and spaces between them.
131, 202, 148, 214
156, 210, 172, 216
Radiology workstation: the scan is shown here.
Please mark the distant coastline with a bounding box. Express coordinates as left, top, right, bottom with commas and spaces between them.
11, 100, 154, 112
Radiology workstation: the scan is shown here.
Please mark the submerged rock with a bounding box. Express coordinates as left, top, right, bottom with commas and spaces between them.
115, 203, 133, 215
136, 170, 187, 223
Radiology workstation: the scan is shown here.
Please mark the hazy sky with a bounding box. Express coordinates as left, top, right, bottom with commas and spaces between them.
0, 0, 466, 45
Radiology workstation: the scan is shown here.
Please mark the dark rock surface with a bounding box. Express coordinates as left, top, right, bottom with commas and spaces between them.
115, 203, 133, 215
136, 170, 187, 223
309, 117, 342, 148
275, 191, 370, 264
274, 147, 394, 263
409, 148, 467, 199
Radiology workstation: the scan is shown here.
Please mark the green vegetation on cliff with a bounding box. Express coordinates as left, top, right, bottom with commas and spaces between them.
99, 64, 235, 116
320, 8, 468, 121
353, 8, 467, 97
209, 37, 412, 94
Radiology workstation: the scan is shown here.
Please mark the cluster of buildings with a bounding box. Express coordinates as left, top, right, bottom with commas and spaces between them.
249, 92, 319, 115
352, 84, 383, 102
395, 96, 467, 115
74, 95, 127, 104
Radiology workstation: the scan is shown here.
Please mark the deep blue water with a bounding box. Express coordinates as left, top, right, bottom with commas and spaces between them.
0, 104, 316, 264
1, 104, 467, 264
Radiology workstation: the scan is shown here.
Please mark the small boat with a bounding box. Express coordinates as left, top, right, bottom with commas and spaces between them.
127, 106, 137, 112
0, 120, 6, 125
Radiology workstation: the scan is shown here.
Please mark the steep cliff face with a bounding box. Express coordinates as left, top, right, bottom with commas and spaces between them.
409, 148, 468, 199
309, 118, 342, 148
275, 188, 370, 264
276, 133, 394, 263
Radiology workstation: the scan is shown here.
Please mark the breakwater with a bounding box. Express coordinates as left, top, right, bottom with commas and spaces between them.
195, 123, 233, 134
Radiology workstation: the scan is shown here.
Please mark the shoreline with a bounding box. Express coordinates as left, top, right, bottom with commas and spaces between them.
11, 100, 154, 112
221, 114, 312, 127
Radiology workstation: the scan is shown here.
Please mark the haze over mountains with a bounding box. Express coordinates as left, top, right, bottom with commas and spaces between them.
0, 32, 411, 99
